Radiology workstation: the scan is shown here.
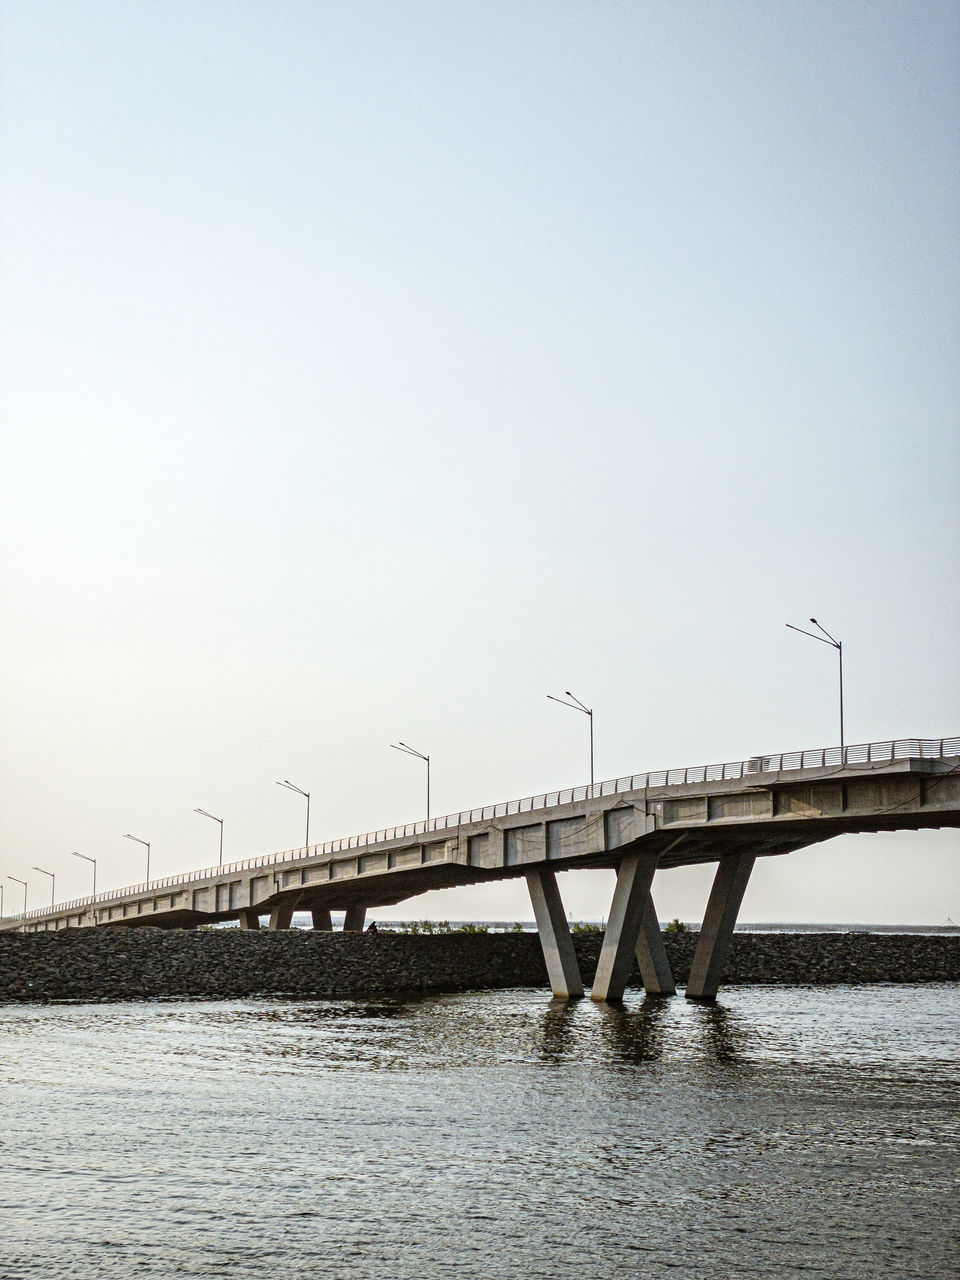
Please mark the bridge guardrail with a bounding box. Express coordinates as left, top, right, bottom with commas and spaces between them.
4, 735, 958, 926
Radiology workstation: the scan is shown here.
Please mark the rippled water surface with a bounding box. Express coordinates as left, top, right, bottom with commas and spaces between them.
1, 985, 958, 1279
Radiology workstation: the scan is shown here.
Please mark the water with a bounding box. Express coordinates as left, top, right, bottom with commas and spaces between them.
1, 985, 958, 1279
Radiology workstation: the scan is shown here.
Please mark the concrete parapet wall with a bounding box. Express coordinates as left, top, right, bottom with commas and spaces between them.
0, 930, 957, 1002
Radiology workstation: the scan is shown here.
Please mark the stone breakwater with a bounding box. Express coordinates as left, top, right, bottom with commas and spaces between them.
0, 929, 957, 1002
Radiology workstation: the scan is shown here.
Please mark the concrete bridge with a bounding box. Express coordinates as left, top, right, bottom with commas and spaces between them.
3, 735, 958, 1000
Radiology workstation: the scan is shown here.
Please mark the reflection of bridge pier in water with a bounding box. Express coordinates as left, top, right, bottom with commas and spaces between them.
690, 1000, 749, 1063
595, 995, 672, 1064
4, 736, 958, 1002
538, 993, 673, 1063
539, 997, 581, 1059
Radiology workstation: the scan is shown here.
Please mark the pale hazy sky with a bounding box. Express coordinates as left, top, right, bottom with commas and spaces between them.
1, 1, 958, 925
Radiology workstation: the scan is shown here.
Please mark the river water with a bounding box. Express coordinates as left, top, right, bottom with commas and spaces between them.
1, 985, 958, 1279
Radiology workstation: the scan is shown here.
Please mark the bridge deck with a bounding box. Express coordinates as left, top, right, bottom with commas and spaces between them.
4, 736, 958, 935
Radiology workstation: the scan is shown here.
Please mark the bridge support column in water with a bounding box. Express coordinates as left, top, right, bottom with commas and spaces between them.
311, 906, 332, 931
685, 851, 757, 1001
591, 850, 662, 1001
343, 904, 366, 932
525, 867, 583, 999
238, 910, 260, 930
635, 891, 676, 996
268, 903, 294, 930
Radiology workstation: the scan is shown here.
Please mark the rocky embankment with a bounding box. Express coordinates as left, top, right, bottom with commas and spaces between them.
0, 928, 957, 1002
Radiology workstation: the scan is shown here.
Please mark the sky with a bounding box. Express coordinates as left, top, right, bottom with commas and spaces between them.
1, 0, 958, 926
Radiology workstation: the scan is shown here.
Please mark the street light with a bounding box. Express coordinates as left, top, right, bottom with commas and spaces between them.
71, 851, 96, 896
276, 780, 310, 847
194, 808, 224, 865
32, 866, 55, 908
786, 617, 844, 752
123, 833, 151, 882
8, 876, 27, 914
390, 742, 430, 822
547, 690, 595, 796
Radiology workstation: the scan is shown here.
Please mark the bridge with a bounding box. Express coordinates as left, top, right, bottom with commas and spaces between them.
3, 735, 958, 1000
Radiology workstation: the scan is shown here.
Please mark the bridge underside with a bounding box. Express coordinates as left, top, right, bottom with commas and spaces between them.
111, 807, 954, 937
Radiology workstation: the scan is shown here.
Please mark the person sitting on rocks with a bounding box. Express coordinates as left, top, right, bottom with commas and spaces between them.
366, 920, 378, 934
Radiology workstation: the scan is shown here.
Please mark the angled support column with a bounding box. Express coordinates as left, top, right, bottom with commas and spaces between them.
342, 904, 366, 932
238, 909, 261, 930
268, 902, 294, 930
592, 850, 660, 1001
525, 867, 583, 999
635, 892, 676, 996
311, 906, 333, 931
685, 851, 756, 1001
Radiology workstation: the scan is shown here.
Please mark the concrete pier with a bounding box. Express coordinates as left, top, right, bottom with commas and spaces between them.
269, 903, 294, 930
635, 892, 676, 996
525, 867, 583, 999
685, 851, 757, 1000
311, 906, 332, 931
239, 910, 260, 930
591, 850, 660, 1001
343, 905, 366, 933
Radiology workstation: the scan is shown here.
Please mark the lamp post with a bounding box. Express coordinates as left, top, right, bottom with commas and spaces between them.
786, 617, 844, 753
390, 742, 430, 822
71, 851, 96, 896
123, 833, 151, 882
276, 780, 310, 848
547, 690, 595, 796
194, 808, 224, 865
8, 876, 27, 914
32, 866, 55, 908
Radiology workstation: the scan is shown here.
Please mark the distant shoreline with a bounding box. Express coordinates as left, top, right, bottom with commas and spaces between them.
732, 922, 960, 934
291, 916, 960, 936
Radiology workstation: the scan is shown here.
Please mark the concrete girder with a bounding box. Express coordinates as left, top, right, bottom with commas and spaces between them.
591, 849, 661, 1001
685, 851, 757, 1001
525, 867, 584, 999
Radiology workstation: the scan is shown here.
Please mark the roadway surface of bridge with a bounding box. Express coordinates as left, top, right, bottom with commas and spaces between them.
4, 735, 958, 1000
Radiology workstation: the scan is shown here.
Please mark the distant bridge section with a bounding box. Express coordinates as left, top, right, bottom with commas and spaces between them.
3, 736, 958, 1000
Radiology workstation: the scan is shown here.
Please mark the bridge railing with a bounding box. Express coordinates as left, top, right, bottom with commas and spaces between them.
5, 735, 958, 925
